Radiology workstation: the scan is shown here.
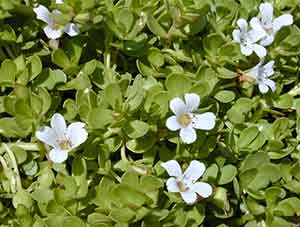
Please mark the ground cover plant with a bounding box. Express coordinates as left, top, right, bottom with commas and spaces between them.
0, 0, 300, 226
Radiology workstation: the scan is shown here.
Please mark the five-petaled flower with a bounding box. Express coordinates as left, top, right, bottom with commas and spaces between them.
232, 18, 267, 58
250, 2, 293, 46
33, 4, 79, 39
247, 60, 276, 94
36, 113, 88, 163
161, 160, 213, 204
166, 93, 216, 144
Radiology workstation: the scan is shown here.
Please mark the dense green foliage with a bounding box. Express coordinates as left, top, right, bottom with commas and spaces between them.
0, 0, 300, 226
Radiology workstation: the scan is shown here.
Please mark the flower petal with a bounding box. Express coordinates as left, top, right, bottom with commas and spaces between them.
43, 25, 63, 39
248, 62, 260, 79
166, 177, 180, 192
260, 35, 274, 46
240, 45, 253, 56
36, 126, 58, 148
64, 23, 80, 37
183, 160, 206, 182
258, 82, 269, 94
192, 112, 216, 130
161, 160, 182, 178
232, 29, 241, 43
252, 44, 267, 58
67, 122, 88, 149
49, 148, 68, 163
170, 97, 186, 115
56, 0, 64, 4
184, 93, 200, 112
166, 116, 181, 131
248, 29, 266, 43
263, 61, 275, 77
33, 5, 51, 24
51, 113, 67, 138
191, 182, 213, 198
250, 17, 264, 32
180, 191, 197, 204
237, 18, 248, 33
179, 127, 197, 144
273, 14, 293, 32
264, 79, 276, 92
260, 3, 273, 25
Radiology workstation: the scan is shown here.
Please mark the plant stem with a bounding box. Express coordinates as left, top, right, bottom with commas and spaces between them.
3, 144, 22, 191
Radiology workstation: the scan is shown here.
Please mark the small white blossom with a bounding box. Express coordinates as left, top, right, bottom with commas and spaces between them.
56, 0, 64, 4
250, 3, 293, 46
232, 18, 267, 58
33, 5, 80, 39
247, 60, 276, 94
161, 160, 212, 204
36, 113, 88, 163
166, 93, 216, 144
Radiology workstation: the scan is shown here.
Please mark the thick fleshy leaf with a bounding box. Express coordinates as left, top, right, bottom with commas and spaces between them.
161, 160, 182, 177
184, 93, 200, 112
191, 182, 213, 198
51, 113, 67, 138
260, 3, 273, 26
180, 191, 197, 204
166, 116, 181, 131
273, 14, 293, 32
166, 177, 180, 192
64, 23, 80, 37
49, 148, 68, 163
43, 25, 63, 39
170, 97, 186, 115
67, 122, 88, 149
192, 112, 216, 130
33, 5, 51, 24
179, 127, 197, 144
183, 160, 206, 182
36, 126, 58, 148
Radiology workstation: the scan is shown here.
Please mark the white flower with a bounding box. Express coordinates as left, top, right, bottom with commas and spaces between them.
232, 18, 267, 58
33, 5, 80, 39
36, 113, 88, 163
161, 160, 213, 204
56, 0, 64, 4
166, 93, 216, 144
250, 3, 293, 46
247, 60, 276, 94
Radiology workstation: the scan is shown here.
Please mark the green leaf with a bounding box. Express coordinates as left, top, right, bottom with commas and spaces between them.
52, 49, 71, 69
214, 90, 235, 103
88, 108, 114, 129
165, 74, 192, 97
63, 216, 85, 227
35, 69, 67, 90
31, 189, 54, 203
218, 165, 237, 185
147, 48, 164, 68
124, 120, 150, 139
147, 15, 167, 38
0, 59, 16, 86
13, 190, 33, 209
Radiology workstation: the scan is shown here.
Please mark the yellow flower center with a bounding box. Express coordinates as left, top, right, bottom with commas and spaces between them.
176, 181, 188, 192
59, 140, 72, 151
178, 113, 191, 127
